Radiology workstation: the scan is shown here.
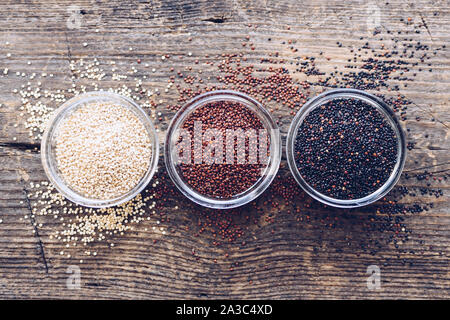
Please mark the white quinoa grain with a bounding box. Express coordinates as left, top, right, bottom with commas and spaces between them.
8, 57, 168, 260
55, 102, 152, 199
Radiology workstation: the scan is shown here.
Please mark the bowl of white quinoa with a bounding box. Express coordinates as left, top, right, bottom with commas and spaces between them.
41, 91, 159, 208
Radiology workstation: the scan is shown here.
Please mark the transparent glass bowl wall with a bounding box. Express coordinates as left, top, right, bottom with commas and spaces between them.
41, 91, 159, 208
165, 90, 281, 209
286, 88, 406, 208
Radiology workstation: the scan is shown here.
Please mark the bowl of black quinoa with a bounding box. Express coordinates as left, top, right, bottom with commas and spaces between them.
286, 88, 406, 208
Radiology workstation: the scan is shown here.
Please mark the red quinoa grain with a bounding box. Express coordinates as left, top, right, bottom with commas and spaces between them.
178, 101, 270, 199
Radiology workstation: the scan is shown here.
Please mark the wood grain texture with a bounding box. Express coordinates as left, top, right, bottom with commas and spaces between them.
0, 0, 449, 299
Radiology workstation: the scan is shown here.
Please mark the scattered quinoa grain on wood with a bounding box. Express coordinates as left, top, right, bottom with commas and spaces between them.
4, 18, 446, 270
8, 57, 170, 260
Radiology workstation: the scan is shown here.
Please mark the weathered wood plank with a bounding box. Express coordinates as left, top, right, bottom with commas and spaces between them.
0, 0, 449, 299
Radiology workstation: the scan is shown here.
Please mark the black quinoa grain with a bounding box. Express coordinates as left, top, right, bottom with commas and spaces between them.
294, 98, 398, 200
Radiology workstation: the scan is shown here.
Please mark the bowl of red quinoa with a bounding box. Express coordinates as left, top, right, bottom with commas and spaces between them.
41, 91, 159, 208
165, 90, 281, 209
286, 88, 406, 208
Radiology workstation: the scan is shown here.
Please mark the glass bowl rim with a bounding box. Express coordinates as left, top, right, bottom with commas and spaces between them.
41, 91, 159, 208
164, 89, 281, 209
286, 88, 407, 208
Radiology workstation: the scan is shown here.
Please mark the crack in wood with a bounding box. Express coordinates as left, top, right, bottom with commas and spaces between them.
427, 145, 448, 151
0, 142, 40, 153
22, 184, 49, 274
64, 31, 73, 63
64, 31, 78, 85
419, 13, 433, 41
202, 16, 227, 23
404, 161, 450, 173
410, 101, 449, 130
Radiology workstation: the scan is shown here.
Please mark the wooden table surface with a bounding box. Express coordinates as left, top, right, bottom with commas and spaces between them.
0, 0, 449, 299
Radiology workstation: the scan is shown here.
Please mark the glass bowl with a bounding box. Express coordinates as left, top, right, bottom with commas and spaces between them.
164, 90, 281, 209
286, 88, 406, 208
41, 91, 159, 208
